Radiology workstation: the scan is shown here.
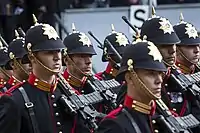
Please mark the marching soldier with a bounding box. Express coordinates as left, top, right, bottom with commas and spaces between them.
96, 37, 167, 133
140, 10, 200, 121
139, 8, 194, 116
95, 24, 130, 82
62, 24, 97, 94
0, 31, 31, 92
173, 14, 200, 121
140, 8, 180, 68
173, 13, 200, 74
0, 22, 90, 133
0, 47, 13, 89
62, 24, 119, 114
116, 8, 180, 107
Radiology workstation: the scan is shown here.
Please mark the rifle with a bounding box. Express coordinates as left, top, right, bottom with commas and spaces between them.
168, 68, 200, 100
86, 75, 120, 110
87, 31, 122, 110
154, 99, 200, 133
57, 73, 106, 130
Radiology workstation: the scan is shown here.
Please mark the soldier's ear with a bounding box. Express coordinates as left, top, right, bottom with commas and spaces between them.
63, 57, 68, 65
64, 56, 74, 66
125, 72, 132, 83
28, 54, 35, 64
176, 47, 182, 57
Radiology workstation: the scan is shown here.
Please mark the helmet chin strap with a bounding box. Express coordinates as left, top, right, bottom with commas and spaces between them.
177, 47, 197, 65
130, 70, 161, 100
65, 55, 90, 77
32, 54, 61, 74
13, 58, 29, 76
107, 56, 120, 69
163, 60, 174, 67
0, 67, 10, 80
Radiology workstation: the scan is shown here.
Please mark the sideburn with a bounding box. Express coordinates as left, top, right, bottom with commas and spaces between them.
65, 56, 84, 80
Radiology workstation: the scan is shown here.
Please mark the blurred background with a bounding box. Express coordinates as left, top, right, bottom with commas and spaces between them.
1, 0, 200, 72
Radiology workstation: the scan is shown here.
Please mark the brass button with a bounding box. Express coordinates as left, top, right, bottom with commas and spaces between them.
57, 122, 61, 126
53, 103, 57, 107
152, 120, 156, 124
154, 129, 159, 133
51, 95, 55, 99
55, 112, 59, 116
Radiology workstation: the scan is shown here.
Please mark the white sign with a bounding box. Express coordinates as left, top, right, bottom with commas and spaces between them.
130, 5, 149, 34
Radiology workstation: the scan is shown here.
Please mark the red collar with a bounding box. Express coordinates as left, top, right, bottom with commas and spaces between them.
28, 73, 58, 93
7, 76, 23, 86
0, 77, 6, 86
175, 60, 195, 74
63, 69, 87, 88
105, 63, 118, 78
124, 94, 156, 116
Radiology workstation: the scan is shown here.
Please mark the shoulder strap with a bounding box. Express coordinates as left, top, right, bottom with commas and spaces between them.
18, 87, 40, 133
122, 108, 142, 133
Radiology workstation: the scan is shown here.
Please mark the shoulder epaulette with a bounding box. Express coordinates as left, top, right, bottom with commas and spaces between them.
6, 82, 25, 94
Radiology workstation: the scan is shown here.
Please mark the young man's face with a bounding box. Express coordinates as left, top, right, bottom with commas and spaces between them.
135, 69, 164, 98
16, 59, 32, 79
178, 45, 200, 64
17, 59, 32, 73
65, 54, 93, 76
157, 44, 176, 66
35, 50, 62, 73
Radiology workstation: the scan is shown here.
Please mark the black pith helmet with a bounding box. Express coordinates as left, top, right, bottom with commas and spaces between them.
102, 24, 130, 62
5, 30, 28, 70
25, 24, 65, 52
140, 7, 180, 45
118, 39, 167, 77
0, 36, 9, 67
0, 48, 10, 67
63, 23, 96, 55
173, 13, 200, 46
23, 15, 65, 63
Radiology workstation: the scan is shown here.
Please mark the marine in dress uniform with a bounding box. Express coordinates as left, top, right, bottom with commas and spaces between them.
62, 24, 97, 94
95, 24, 130, 83
0, 22, 90, 133
173, 13, 200, 121
0, 31, 31, 92
139, 9, 192, 116
0, 42, 13, 90
173, 13, 200, 74
116, 8, 181, 107
96, 37, 167, 133
62, 25, 119, 114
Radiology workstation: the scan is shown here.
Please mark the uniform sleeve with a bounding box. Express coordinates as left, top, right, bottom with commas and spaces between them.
95, 118, 125, 133
0, 95, 21, 133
